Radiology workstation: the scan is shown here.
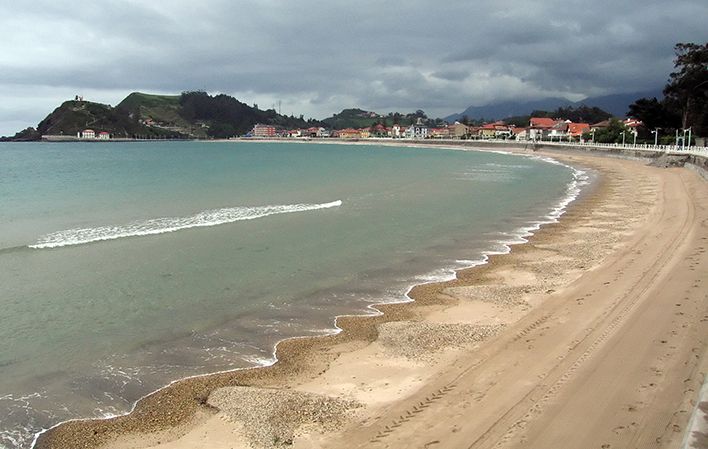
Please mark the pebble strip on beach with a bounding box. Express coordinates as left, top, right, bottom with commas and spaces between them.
377, 322, 504, 360
209, 387, 360, 448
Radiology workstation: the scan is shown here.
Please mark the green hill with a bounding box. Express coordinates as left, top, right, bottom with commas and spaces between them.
322, 108, 383, 129
36, 100, 179, 139
322, 108, 432, 129
116, 92, 202, 137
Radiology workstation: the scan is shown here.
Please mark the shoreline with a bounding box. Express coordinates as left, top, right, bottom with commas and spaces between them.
35, 145, 708, 449
30, 143, 587, 448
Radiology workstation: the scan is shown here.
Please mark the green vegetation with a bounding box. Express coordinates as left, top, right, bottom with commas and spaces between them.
502, 105, 612, 128
177, 91, 318, 138
36, 100, 179, 139
116, 92, 195, 130
581, 118, 629, 143
322, 108, 438, 129
628, 42, 707, 138
322, 108, 384, 129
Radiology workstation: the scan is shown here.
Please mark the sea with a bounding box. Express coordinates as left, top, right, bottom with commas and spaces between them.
0, 140, 588, 448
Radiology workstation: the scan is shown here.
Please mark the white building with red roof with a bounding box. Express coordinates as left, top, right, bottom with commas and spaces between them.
78, 129, 95, 139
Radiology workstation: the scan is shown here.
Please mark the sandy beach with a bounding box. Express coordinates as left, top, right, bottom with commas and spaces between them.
36, 147, 708, 449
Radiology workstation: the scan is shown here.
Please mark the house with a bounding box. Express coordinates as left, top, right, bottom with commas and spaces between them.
529, 117, 556, 128
548, 121, 571, 140
477, 121, 513, 139
478, 124, 497, 139
448, 122, 469, 139
359, 128, 371, 139
514, 127, 529, 141
391, 124, 404, 138
371, 124, 389, 138
590, 120, 611, 131
567, 123, 590, 140
430, 127, 451, 139
528, 117, 557, 140
307, 127, 325, 137
624, 118, 643, 129
251, 124, 276, 137
337, 128, 361, 139
78, 129, 95, 139
98, 131, 110, 140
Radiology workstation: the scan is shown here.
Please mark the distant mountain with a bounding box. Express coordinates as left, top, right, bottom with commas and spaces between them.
444, 89, 663, 123
576, 90, 663, 117
444, 98, 573, 123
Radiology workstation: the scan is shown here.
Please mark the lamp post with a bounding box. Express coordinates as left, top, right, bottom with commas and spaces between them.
651, 128, 660, 146
632, 129, 637, 146
620, 130, 626, 146
687, 127, 692, 149
591, 130, 595, 143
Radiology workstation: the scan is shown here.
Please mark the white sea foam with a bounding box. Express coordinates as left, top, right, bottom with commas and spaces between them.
29, 200, 342, 249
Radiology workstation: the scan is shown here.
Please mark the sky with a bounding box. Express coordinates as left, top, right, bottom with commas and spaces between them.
1, 0, 707, 136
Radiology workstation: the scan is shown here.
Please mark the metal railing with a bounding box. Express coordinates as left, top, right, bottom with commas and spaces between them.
530, 140, 708, 158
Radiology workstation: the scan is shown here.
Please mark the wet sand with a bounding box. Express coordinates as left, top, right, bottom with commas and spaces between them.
36, 148, 708, 449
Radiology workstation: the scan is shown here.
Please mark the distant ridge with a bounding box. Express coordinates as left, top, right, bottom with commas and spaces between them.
444, 89, 663, 122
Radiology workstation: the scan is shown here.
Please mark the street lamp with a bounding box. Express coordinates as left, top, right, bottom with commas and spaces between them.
682, 128, 691, 151
651, 128, 660, 146
620, 130, 626, 146
632, 129, 637, 146
687, 127, 692, 149
591, 130, 595, 143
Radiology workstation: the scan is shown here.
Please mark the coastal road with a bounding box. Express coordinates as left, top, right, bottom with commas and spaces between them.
326, 166, 708, 449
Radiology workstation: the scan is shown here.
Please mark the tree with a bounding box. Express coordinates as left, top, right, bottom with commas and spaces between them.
593, 118, 629, 143
626, 97, 680, 130
664, 42, 708, 134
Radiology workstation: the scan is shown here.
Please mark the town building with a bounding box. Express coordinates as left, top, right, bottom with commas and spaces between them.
567, 123, 590, 140
405, 119, 429, 139
251, 124, 276, 137
448, 122, 469, 139
528, 117, 557, 140
78, 129, 95, 139
98, 131, 110, 140
514, 127, 529, 141
391, 124, 404, 138
337, 128, 361, 139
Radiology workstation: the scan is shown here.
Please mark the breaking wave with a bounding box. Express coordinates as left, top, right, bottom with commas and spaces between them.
29, 200, 342, 249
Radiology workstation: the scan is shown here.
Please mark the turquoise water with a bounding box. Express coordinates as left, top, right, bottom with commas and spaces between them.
0, 141, 583, 448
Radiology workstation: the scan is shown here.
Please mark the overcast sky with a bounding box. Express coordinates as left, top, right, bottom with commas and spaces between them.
1, 0, 707, 136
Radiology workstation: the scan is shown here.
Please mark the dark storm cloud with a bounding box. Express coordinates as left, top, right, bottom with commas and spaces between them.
1, 0, 707, 135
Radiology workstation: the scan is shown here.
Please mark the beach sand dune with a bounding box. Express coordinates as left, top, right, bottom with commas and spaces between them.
44, 150, 708, 449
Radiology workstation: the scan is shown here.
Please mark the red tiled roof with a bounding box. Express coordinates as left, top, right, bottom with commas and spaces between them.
529, 117, 556, 128
568, 123, 590, 136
